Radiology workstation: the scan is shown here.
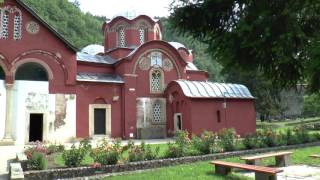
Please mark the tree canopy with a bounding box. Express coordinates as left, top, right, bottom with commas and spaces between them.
24, 0, 104, 49
169, 0, 320, 92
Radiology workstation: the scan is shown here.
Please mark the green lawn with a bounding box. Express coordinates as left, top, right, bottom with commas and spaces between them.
104, 146, 320, 180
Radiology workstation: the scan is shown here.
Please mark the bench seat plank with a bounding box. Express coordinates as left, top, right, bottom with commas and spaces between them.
210, 161, 283, 174
241, 151, 293, 161
309, 154, 320, 158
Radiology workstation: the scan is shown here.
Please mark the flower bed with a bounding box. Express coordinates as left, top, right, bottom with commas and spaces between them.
22, 126, 320, 179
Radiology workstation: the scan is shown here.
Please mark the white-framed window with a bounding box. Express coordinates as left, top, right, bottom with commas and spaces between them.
152, 102, 162, 123
139, 27, 146, 44
1, 11, 9, 39
151, 52, 162, 67
150, 69, 162, 92
13, 12, 22, 40
117, 27, 126, 47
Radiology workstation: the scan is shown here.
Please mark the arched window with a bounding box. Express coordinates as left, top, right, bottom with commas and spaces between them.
0, 67, 5, 80
117, 27, 126, 47
1, 10, 9, 39
13, 12, 22, 40
150, 69, 163, 93
15, 63, 48, 81
152, 101, 162, 123
138, 27, 146, 44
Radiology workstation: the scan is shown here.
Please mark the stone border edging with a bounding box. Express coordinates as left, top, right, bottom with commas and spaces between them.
24, 141, 320, 180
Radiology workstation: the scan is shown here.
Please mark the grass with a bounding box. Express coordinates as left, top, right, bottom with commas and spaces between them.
104, 146, 320, 180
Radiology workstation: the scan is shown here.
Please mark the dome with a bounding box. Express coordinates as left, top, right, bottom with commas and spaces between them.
81, 44, 104, 55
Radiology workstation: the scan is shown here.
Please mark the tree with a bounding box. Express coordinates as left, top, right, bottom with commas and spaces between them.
169, 0, 320, 92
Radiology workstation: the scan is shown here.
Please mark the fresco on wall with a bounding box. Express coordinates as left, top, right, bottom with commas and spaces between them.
54, 94, 67, 130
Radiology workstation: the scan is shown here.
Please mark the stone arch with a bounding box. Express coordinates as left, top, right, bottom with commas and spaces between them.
0, 54, 9, 78
11, 50, 68, 82
132, 48, 181, 79
12, 58, 54, 81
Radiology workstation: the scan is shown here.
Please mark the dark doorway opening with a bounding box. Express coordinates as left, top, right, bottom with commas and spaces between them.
94, 108, 106, 135
29, 114, 43, 142
174, 113, 182, 132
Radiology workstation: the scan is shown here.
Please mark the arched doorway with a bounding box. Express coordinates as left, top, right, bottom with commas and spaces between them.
0, 66, 5, 80
15, 62, 48, 81
14, 62, 49, 143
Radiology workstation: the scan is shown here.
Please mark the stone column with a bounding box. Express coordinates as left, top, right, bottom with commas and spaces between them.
0, 83, 14, 145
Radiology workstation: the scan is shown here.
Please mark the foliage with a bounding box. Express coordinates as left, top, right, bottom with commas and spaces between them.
294, 125, 310, 143
90, 138, 122, 165
24, 0, 104, 49
164, 130, 193, 158
169, 0, 320, 92
24, 141, 48, 155
258, 128, 279, 147
26, 152, 48, 170
62, 139, 92, 167
303, 94, 320, 117
191, 131, 221, 154
128, 142, 160, 162
242, 133, 264, 149
161, 18, 223, 81
47, 144, 65, 155
217, 128, 238, 151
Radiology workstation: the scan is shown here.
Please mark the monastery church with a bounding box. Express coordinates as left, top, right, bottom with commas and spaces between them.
0, 0, 256, 145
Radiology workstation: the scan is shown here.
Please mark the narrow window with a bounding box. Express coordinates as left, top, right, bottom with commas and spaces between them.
153, 102, 162, 123
139, 27, 146, 44
1, 11, 9, 39
13, 12, 22, 40
117, 27, 126, 47
217, 110, 221, 123
151, 69, 162, 92
150, 52, 162, 67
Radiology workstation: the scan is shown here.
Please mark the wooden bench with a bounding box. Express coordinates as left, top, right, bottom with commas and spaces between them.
210, 161, 283, 180
241, 151, 293, 167
309, 154, 320, 158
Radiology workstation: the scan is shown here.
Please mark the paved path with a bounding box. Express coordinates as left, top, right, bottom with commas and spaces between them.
242, 165, 320, 180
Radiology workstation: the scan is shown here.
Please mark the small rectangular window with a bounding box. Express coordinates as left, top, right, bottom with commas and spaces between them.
216, 110, 221, 123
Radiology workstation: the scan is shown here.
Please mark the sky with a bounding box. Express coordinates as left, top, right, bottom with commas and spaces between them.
71, 0, 173, 19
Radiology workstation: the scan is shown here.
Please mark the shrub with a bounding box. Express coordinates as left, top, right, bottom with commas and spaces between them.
259, 128, 278, 147
164, 130, 191, 158
47, 144, 65, 154
128, 142, 159, 162
62, 139, 91, 167
242, 133, 263, 149
25, 141, 48, 155
192, 131, 219, 154
27, 152, 48, 170
283, 128, 299, 145
90, 138, 122, 165
218, 128, 238, 151
294, 125, 310, 143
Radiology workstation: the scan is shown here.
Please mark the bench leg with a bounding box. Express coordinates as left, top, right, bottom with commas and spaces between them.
246, 159, 261, 166
255, 172, 277, 180
215, 165, 231, 175
276, 155, 290, 167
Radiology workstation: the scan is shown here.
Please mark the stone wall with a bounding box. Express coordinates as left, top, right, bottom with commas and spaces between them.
24, 141, 320, 180
136, 98, 166, 139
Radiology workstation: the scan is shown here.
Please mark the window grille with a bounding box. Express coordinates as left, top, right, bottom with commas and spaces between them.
118, 27, 126, 47
153, 102, 162, 123
151, 70, 162, 92
1, 11, 9, 39
13, 13, 22, 40
139, 28, 145, 44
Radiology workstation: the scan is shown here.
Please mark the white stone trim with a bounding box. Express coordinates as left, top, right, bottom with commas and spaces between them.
89, 104, 111, 137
